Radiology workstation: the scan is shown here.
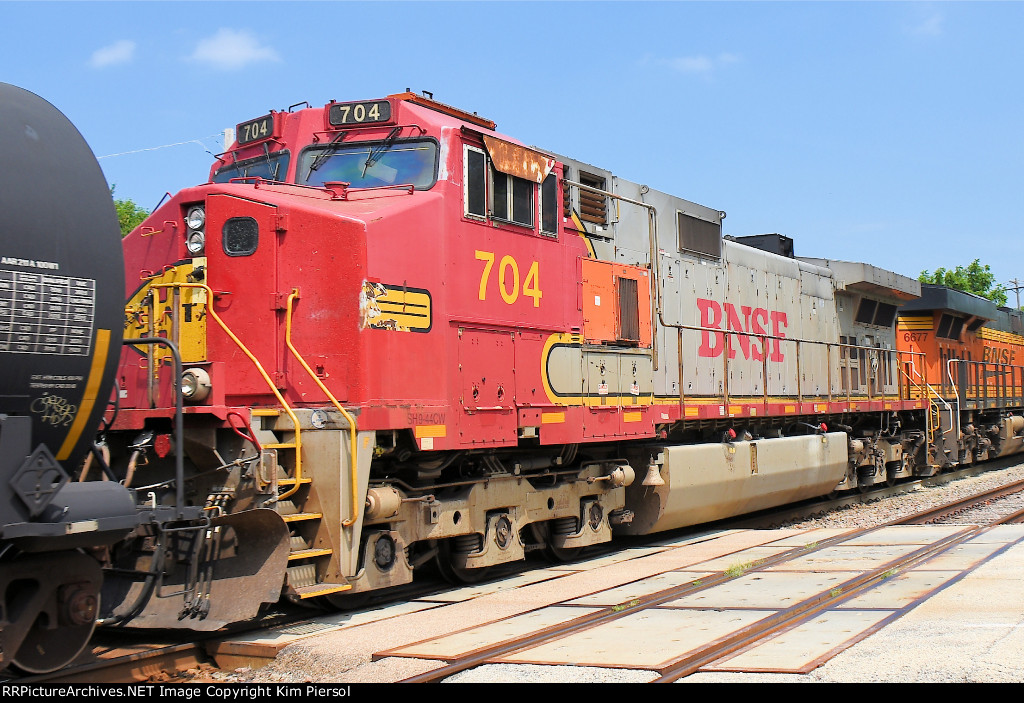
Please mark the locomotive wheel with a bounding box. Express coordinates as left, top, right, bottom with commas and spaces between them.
530, 522, 583, 563
434, 539, 491, 585
3, 550, 103, 674
12, 600, 97, 674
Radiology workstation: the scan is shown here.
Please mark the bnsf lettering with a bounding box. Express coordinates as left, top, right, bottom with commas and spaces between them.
983, 346, 1016, 365
697, 298, 788, 362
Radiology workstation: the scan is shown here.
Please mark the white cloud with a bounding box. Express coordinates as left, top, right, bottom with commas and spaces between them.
89, 40, 136, 68
668, 56, 714, 74
910, 13, 944, 37
188, 29, 280, 71
642, 52, 741, 78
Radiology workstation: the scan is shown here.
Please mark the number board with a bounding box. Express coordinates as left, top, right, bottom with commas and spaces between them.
237, 114, 275, 146
329, 100, 392, 126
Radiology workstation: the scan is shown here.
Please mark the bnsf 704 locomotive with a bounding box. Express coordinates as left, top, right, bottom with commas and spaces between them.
96, 91, 1024, 628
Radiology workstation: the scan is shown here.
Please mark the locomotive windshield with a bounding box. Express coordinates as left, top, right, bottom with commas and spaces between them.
213, 151, 290, 183
296, 138, 438, 190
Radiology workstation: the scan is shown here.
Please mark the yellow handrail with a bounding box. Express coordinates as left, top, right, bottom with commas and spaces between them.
285, 289, 360, 528
150, 281, 304, 501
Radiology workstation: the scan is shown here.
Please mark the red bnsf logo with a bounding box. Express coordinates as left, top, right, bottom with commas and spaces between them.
697, 298, 789, 362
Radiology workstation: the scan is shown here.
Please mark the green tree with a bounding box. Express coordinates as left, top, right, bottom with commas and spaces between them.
919, 259, 1008, 307
110, 186, 150, 237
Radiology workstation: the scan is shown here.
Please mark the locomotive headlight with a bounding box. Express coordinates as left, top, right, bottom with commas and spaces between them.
181, 367, 212, 403
186, 230, 206, 255
186, 205, 206, 231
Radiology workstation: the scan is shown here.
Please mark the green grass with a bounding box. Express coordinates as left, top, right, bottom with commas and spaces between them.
725, 561, 752, 578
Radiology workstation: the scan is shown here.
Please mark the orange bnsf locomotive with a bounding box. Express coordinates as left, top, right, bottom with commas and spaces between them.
93, 91, 1024, 628
897, 284, 1024, 466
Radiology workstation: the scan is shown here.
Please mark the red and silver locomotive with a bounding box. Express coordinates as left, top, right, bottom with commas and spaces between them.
96, 91, 1021, 627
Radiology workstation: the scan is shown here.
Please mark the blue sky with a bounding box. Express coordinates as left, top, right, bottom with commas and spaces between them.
5, 1, 1023, 291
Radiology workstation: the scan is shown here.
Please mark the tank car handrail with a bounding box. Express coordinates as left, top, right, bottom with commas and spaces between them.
123, 336, 186, 518
284, 289, 361, 528
149, 281, 304, 501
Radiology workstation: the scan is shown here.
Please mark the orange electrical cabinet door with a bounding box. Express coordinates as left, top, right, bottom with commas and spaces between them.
581, 259, 652, 348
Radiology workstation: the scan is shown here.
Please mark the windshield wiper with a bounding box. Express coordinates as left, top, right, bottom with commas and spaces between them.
305, 131, 349, 180
261, 143, 281, 181
361, 127, 402, 178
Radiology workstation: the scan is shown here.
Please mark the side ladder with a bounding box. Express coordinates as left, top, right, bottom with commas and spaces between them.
252, 407, 352, 600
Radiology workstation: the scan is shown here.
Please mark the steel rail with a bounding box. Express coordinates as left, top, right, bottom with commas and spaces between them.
651, 526, 980, 682
399, 467, 1024, 683
396, 521, 891, 683
895, 477, 1024, 525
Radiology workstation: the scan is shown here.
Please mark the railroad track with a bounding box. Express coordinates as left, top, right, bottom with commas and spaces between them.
395, 483, 1024, 683
897, 476, 1024, 525
732, 454, 1024, 529
12, 459, 1024, 684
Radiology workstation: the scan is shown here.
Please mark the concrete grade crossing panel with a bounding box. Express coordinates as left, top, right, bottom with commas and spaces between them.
274, 525, 1024, 678
497, 608, 774, 669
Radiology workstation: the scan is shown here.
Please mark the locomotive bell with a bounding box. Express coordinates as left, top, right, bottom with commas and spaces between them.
642, 460, 665, 487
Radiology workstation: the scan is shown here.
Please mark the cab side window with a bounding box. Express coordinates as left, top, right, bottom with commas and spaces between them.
492, 172, 534, 227
464, 146, 487, 219
463, 142, 558, 237
540, 173, 557, 235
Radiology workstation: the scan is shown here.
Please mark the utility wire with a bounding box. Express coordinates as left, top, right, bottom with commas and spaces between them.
98, 134, 224, 160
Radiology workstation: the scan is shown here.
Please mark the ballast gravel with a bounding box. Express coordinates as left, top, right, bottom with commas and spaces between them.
203, 462, 1024, 684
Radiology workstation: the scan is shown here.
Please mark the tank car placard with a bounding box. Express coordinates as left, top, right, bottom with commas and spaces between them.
0, 270, 95, 356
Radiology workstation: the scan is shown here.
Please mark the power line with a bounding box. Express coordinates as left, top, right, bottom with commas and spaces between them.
1005, 278, 1024, 309
97, 133, 225, 160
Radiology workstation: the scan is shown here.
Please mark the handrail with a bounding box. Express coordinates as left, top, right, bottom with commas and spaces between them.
284, 289, 361, 528
563, 179, 661, 369
124, 336, 187, 519
150, 281, 304, 501
948, 357, 1024, 408
904, 358, 954, 462
669, 319, 927, 406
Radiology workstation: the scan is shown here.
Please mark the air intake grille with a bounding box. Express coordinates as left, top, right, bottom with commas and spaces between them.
618, 277, 640, 342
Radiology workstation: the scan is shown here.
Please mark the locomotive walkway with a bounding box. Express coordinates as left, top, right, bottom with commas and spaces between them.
204, 521, 1024, 683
